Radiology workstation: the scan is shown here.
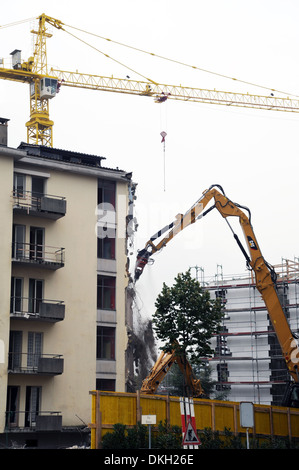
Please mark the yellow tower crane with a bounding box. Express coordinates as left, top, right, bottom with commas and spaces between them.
1, 13, 299, 147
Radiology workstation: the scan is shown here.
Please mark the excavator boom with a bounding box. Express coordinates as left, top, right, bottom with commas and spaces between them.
136, 184, 299, 406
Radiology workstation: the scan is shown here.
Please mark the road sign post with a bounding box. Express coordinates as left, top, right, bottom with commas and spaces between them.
141, 414, 156, 449
240, 402, 254, 449
180, 397, 201, 448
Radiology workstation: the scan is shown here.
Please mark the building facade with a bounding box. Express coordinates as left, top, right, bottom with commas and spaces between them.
206, 261, 299, 406
0, 129, 135, 448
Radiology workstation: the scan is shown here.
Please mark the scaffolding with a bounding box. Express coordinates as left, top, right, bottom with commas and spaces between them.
202, 258, 299, 406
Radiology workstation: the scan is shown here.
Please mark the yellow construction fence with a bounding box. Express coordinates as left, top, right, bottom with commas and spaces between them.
89, 390, 299, 449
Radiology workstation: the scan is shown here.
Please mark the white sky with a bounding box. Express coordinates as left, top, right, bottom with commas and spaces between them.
1, 1, 299, 318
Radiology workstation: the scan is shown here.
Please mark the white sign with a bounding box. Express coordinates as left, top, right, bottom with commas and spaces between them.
141, 415, 156, 425
240, 402, 254, 428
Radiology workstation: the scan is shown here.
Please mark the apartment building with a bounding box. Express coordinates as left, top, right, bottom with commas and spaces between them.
206, 261, 299, 406
0, 121, 135, 448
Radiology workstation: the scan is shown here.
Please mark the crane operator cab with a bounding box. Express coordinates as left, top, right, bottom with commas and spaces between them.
40, 78, 58, 99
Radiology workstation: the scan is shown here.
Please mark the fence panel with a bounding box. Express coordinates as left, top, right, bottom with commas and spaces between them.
89, 391, 299, 449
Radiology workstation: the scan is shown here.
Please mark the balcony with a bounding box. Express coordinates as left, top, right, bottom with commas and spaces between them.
10, 297, 65, 322
8, 353, 64, 375
5, 411, 62, 431
12, 190, 66, 219
12, 242, 65, 269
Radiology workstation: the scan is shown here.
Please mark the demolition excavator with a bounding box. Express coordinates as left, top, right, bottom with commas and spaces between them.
136, 184, 299, 407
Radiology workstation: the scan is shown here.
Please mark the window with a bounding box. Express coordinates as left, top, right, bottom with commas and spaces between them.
98, 179, 116, 207
216, 363, 231, 391
44, 78, 57, 93
40, 78, 58, 96
31, 176, 45, 208
9, 331, 22, 370
13, 173, 26, 197
25, 386, 41, 428
29, 279, 43, 314
12, 224, 25, 259
30, 227, 44, 260
11, 277, 23, 313
215, 288, 227, 303
97, 327, 115, 360
215, 327, 231, 357
97, 236, 115, 259
27, 332, 43, 369
97, 275, 116, 310
6, 386, 20, 427
96, 379, 115, 391
97, 179, 117, 244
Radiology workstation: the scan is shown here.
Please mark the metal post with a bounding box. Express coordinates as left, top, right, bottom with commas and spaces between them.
246, 428, 250, 449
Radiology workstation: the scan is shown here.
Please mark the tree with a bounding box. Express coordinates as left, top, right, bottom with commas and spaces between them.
152, 270, 223, 365
159, 361, 229, 400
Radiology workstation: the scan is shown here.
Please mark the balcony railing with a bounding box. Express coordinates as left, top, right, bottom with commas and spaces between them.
10, 297, 65, 322
8, 353, 64, 375
12, 242, 65, 269
5, 411, 62, 431
12, 190, 66, 219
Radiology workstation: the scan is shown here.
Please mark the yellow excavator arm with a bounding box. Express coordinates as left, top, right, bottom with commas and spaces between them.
135, 184, 299, 405
141, 345, 203, 397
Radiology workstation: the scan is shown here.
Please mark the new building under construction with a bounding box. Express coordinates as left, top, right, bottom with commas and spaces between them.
205, 259, 299, 406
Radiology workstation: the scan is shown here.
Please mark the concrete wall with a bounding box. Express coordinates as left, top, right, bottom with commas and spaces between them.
38, 168, 98, 426
0, 153, 14, 432
8, 164, 98, 427
1, 147, 133, 436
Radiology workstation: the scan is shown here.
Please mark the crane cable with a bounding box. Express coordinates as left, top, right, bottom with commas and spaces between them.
0, 17, 36, 29
64, 22, 299, 99
1, 16, 298, 99
58, 24, 158, 85
0, 16, 158, 85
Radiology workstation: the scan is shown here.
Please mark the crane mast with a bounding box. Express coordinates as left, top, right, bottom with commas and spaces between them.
26, 14, 54, 146
1, 13, 299, 147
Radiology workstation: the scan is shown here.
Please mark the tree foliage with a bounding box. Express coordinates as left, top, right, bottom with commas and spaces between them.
152, 270, 223, 363
101, 421, 182, 449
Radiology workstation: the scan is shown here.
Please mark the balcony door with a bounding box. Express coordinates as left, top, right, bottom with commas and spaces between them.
6, 386, 20, 428
13, 173, 26, 198
11, 277, 23, 313
29, 279, 43, 314
31, 176, 45, 208
12, 224, 25, 259
27, 332, 43, 369
30, 227, 44, 260
8, 331, 22, 370
25, 386, 41, 428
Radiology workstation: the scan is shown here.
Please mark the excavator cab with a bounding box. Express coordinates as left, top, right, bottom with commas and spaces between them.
282, 382, 299, 408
